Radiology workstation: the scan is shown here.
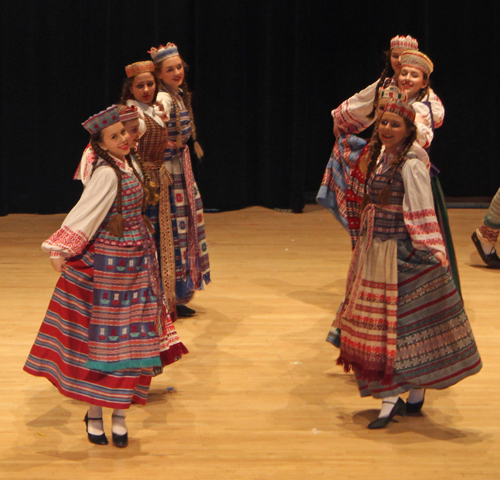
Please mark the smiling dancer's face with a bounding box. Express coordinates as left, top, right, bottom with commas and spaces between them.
122, 119, 141, 149
98, 122, 130, 161
158, 56, 184, 92
378, 112, 410, 154
398, 66, 428, 99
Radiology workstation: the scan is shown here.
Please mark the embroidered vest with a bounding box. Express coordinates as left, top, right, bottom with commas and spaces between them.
93, 157, 145, 247
163, 89, 192, 161
366, 156, 411, 241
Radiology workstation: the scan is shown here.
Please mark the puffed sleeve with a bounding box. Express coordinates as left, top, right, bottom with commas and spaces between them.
332, 80, 379, 134
402, 158, 446, 256
412, 102, 434, 149
427, 88, 445, 129
156, 92, 172, 122
42, 166, 118, 258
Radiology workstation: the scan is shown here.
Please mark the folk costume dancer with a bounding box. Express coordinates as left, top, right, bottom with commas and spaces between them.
121, 60, 178, 322
317, 35, 444, 229
149, 43, 211, 318
24, 106, 187, 447
331, 99, 481, 429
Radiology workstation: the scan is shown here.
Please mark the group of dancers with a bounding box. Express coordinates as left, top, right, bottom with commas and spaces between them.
23, 35, 490, 448
23, 43, 210, 447
318, 35, 483, 428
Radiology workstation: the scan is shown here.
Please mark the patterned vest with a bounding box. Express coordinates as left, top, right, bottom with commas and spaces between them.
163, 89, 192, 161
93, 157, 146, 247
137, 113, 169, 186
366, 155, 411, 241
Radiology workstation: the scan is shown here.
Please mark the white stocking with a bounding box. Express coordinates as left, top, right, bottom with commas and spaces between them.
112, 408, 127, 435
87, 404, 104, 436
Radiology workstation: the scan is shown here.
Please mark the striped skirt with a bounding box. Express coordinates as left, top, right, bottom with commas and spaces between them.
335, 236, 482, 398
24, 244, 181, 409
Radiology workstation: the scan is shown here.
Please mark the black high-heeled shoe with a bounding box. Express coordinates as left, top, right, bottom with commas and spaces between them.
406, 390, 426, 414
368, 397, 406, 429
84, 412, 108, 445
111, 414, 128, 448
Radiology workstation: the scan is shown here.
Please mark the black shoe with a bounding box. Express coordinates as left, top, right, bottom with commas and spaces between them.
406, 390, 425, 414
84, 412, 108, 445
111, 414, 128, 448
368, 397, 406, 429
472, 232, 500, 268
176, 304, 196, 317
112, 431, 129, 448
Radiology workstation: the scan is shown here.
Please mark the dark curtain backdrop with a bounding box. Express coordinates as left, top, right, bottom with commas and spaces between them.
1, 0, 498, 216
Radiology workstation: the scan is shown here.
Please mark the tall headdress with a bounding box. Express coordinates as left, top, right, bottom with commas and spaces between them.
383, 100, 416, 124
148, 43, 179, 64
125, 61, 155, 78
390, 35, 419, 51
82, 105, 120, 134
379, 85, 408, 103
400, 50, 434, 75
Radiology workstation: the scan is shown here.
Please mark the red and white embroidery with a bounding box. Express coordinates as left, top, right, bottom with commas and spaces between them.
44, 226, 89, 256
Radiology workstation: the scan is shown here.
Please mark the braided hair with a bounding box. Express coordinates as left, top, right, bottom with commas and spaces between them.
362, 116, 417, 209
367, 50, 396, 120
90, 137, 125, 237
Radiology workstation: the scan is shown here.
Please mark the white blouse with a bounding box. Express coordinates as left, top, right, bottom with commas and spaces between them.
126, 99, 165, 136
333, 78, 445, 144
375, 146, 445, 256
43, 156, 137, 258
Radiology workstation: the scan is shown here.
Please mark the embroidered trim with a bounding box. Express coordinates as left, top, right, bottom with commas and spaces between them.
479, 224, 499, 244
403, 209, 436, 221
44, 226, 88, 257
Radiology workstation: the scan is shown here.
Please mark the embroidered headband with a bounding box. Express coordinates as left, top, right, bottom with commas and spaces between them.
379, 85, 408, 103
400, 50, 434, 75
125, 61, 155, 78
119, 105, 140, 123
148, 43, 179, 64
382, 100, 416, 124
82, 105, 120, 134
390, 35, 419, 51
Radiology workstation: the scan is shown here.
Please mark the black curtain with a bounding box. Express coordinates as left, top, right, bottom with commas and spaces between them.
1, 1, 498, 216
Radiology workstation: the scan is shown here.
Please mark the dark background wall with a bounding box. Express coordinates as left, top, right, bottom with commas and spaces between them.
1, 0, 497, 216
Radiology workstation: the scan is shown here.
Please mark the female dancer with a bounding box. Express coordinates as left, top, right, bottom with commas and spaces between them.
332, 99, 481, 429
318, 35, 443, 228
24, 106, 188, 446
148, 43, 211, 317
120, 61, 179, 320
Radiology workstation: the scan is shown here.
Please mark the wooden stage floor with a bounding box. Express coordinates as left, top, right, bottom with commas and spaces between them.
1, 205, 499, 479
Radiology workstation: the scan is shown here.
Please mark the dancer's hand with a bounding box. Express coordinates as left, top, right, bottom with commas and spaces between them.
50, 257, 68, 272
435, 252, 449, 268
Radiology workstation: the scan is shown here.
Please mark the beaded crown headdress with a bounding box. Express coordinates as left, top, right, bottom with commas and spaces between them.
390, 35, 418, 51
379, 85, 408, 103
82, 105, 120, 134
382, 100, 416, 124
149, 43, 179, 64
125, 61, 155, 78
400, 50, 434, 75
119, 105, 140, 122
